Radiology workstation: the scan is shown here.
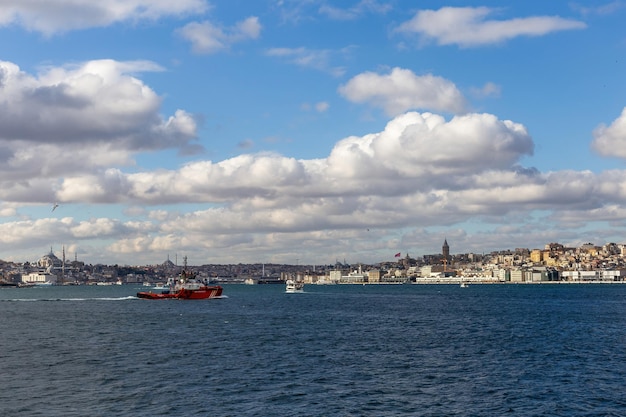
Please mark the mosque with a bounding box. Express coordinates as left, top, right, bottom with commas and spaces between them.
21, 247, 66, 285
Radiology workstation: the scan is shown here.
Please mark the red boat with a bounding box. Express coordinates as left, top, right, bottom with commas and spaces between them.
137, 262, 223, 300
137, 285, 223, 300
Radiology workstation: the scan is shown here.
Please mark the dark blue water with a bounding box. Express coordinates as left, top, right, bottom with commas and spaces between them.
1, 284, 625, 416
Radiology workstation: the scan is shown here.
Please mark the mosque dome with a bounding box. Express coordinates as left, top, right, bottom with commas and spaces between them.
37, 249, 62, 269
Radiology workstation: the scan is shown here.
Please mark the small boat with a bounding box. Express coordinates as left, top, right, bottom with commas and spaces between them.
460, 282, 469, 288
137, 259, 223, 300
152, 283, 169, 291
285, 279, 304, 293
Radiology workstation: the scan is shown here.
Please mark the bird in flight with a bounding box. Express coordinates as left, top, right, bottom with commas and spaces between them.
52, 203, 59, 212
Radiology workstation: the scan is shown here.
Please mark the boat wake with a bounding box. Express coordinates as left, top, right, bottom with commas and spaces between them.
1, 296, 138, 302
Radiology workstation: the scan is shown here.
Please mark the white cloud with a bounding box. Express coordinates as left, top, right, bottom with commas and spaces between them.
6, 102, 623, 265
0, 55, 621, 265
235, 16, 262, 39
319, 0, 392, 20
302, 101, 330, 112
71, 218, 121, 238
0, 205, 17, 217
0, 59, 200, 183
266, 47, 346, 76
56, 169, 130, 204
338, 67, 468, 115
325, 112, 534, 183
178, 16, 262, 54
0, 0, 208, 35
571, 1, 624, 16
396, 7, 586, 47
0, 59, 178, 144
39, 111, 532, 207
591, 107, 626, 158
315, 101, 330, 112
470, 82, 501, 99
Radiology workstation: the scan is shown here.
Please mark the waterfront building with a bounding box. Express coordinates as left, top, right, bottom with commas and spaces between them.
561, 270, 626, 281
562, 270, 600, 281
21, 271, 57, 285
600, 270, 626, 280
510, 269, 523, 282
496, 269, 510, 281
530, 249, 542, 263
420, 265, 452, 277
340, 266, 366, 284
329, 269, 344, 282
367, 269, 381, 283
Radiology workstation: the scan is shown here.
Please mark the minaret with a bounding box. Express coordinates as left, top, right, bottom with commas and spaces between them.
61, 245, 65, 285
442, 238, 450, 262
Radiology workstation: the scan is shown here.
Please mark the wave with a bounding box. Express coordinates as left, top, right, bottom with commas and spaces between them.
0, 296, 138, 302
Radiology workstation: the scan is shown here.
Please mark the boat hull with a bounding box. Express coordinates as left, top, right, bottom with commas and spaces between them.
137, 285, 223, 300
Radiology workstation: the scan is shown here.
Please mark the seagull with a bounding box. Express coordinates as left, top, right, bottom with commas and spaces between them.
52, 203, 59, 212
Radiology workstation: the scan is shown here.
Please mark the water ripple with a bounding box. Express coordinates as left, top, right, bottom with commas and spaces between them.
1, 284, 625, 416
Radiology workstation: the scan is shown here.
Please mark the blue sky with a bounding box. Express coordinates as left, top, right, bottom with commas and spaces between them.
1, 0, 626, 266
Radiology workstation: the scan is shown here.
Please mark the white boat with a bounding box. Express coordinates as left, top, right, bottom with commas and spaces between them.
152, 283, 169, 290
285, 279, 304, 293
460, 282, 469, 288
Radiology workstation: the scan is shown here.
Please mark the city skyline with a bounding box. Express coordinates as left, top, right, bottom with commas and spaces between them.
1, 1, 626, 266
8, 238, 621, 268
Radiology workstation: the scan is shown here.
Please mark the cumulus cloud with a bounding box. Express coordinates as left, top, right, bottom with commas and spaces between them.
2, 101, 623, 264
591, 107, 626, 158
328, 112, 533, 179
0, 59, 195, 146
56, 169, 130, 204
338, 67, 468, 115
0, 217, 151, 247
0, 59, 200, 182
0, 0, 208, 35
396, 7, 586, 47
39, 111, 532, 207
0, 204, 17, 217
178, 16, 262, 54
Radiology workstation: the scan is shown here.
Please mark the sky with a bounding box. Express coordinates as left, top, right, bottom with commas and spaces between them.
1, 0, 626, 266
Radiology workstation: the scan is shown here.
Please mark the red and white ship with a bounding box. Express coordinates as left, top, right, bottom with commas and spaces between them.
137, 260, 223, 300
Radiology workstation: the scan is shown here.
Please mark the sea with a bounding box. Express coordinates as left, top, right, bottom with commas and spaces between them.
1, 283, 625, 417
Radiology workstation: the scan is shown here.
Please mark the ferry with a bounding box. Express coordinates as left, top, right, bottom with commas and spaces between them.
285, 279, 304, 293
